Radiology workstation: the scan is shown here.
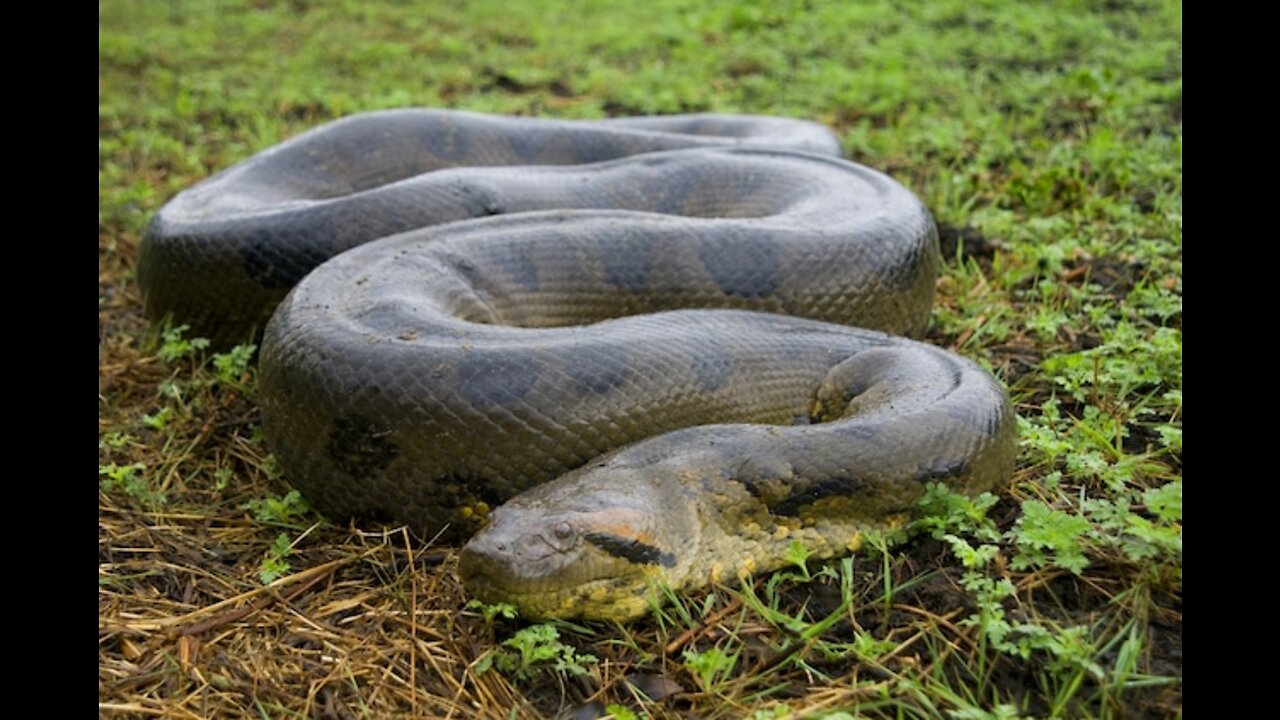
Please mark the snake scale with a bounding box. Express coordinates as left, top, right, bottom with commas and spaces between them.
139, 109, 1016, 620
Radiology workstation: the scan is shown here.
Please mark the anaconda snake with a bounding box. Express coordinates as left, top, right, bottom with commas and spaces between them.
139, 109, 1015, 620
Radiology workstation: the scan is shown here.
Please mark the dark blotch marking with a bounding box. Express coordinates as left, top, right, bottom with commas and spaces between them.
913, 457, 969, 484
691, 345, 734, 392
602, 233, 652, 291
987, 410, 1006, 437
739, 474, 791, 510
326, 415, 399, 476
455, 351, 539, 408
699, 235, 780, 298
434, 472, 508, 509
584, 532, 676, 567
565, 346, 632, 395
505, 128, 548, 163
568, 133, 627, 164
769, 474, 872, 517
651, 170, 696, 215
733, 454, 799, 511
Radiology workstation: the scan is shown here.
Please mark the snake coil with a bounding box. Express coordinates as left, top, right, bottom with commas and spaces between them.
140, 110, 1015, 620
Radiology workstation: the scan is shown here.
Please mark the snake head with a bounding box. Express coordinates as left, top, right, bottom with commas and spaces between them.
459, 461, 696, 620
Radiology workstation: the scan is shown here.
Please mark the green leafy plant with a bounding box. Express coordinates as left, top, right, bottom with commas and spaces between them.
212, 343, 257, 388
212, 466, 233, 491
913, 482, 1001, 542
1010, 501, 1092, 574
98, 432, 134, 450
140, 407, 175, 431
156, 324, 210, 364
474, 623, 597, 682
99, 463, 165, 507
258, 533, 294, 585
603, 704, 638, 720
244, 490, 312, 526
683, 646, 739, 694
784, 538, 814, 580
465, 599, 518, 624
1084, 480, 1182, 567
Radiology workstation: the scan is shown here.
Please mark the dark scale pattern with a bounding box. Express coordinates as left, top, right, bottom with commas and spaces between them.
142, 109, 1016, 553
326, 415, 400, 476
453, 350, 542, 409
912, 457, 970, 484
698, 233, 781, 299
564, 344, 633, 395
602, 229, 654, 291
584, 532, 677, 568
498, 241, 541, 293
690, 343, 735, 392
767, 475, 874, 517
241, 215, 341, 290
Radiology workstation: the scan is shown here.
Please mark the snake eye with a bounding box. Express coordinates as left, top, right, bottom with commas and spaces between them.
543, 521, 577, 552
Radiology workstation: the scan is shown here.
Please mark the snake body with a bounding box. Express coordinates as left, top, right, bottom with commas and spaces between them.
138, 110, 841, 347
139, 110, 1016, 620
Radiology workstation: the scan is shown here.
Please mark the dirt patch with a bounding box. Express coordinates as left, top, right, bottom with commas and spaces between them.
937, 223, 999, 263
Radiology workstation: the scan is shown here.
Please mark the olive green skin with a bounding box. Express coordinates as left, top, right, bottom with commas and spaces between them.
139, 110, 1016, 621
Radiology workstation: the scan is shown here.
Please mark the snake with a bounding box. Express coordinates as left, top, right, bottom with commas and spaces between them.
138, 109, 1016, 621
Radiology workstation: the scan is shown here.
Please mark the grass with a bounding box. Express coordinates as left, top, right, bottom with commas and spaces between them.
99, 1, 1182, 717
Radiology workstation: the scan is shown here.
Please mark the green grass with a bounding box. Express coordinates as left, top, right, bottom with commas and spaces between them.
99, 1, 1181, 717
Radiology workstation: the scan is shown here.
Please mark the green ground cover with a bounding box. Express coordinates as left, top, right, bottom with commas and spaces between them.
99, 1, 1182, 717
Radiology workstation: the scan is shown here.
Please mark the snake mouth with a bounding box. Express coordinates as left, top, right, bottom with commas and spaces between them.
459, 543, 659, 620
